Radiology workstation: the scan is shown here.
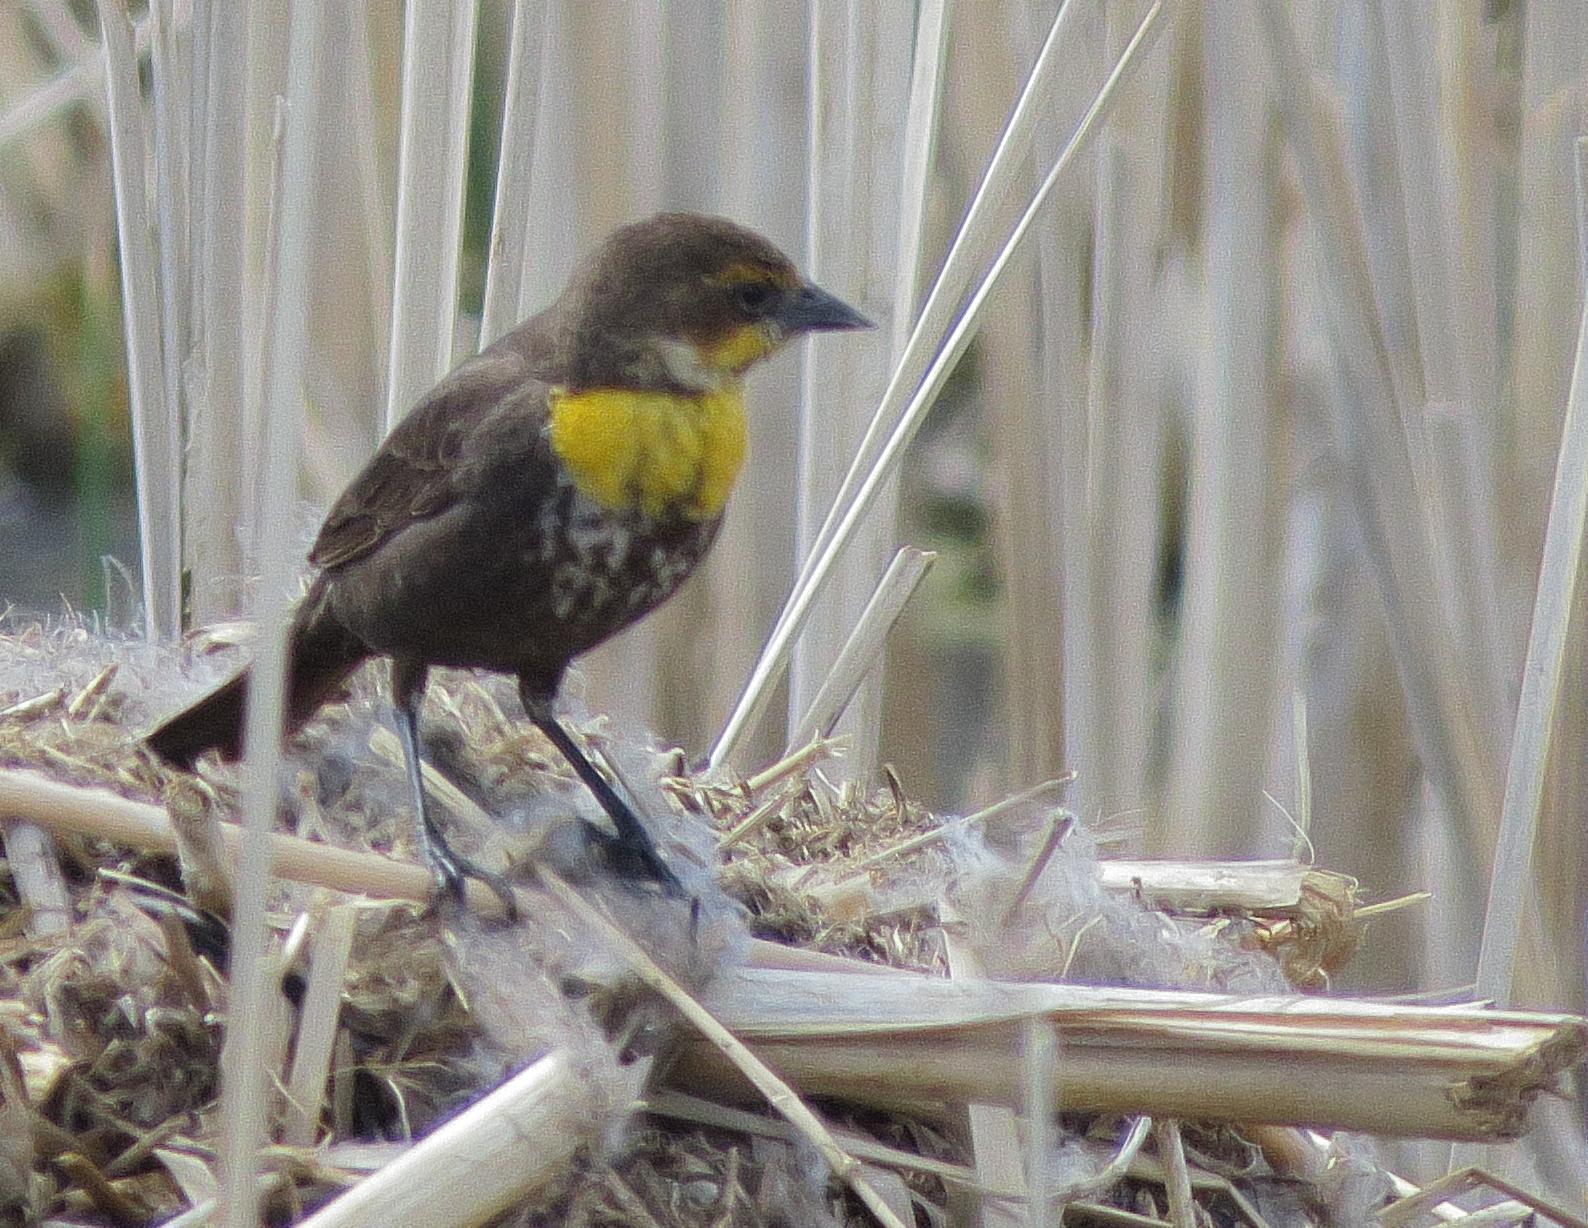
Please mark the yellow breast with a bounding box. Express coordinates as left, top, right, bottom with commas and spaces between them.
548, 384, 748, 520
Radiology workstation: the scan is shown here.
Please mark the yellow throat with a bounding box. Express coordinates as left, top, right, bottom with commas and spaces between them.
548, 383, 748, 520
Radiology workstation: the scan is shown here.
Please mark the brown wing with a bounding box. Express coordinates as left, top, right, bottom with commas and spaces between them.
309, 348, 543, 571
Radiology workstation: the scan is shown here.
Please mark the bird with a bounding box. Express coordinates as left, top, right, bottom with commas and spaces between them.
145, 212, 871, 911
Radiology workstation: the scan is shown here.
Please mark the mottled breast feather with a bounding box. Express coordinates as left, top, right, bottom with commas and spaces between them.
305, 336, 727, 679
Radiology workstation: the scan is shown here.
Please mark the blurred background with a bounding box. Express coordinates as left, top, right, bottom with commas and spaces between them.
2, 0, 1586, 1045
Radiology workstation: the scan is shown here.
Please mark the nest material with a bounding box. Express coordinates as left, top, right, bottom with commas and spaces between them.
0, 620, 1582, 1227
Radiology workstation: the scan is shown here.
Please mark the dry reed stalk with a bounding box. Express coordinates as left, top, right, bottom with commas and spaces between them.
1577, 136, 1588, 283
712, 0, 1171, 770
382, 0, 476, 430
0, 665, 98, 940
1104, 0, 1184, 831
280, 904, 358, 1148
953, 2, 1067, 793
1380, 1166, 1588, 1228
216, 7, 325, 1221
166, 778, 238, 918
1548, 137, 1588, 1008
237, 8, 290, 553
0, 766, 904, 983
1379, 1, 1509, 725
1435, 4, 1508, 483
186, 0, 249, 622
859, 1166, 915, 1227
1275, 328, 1428, 992
506, 0, 575, 316
987, 323, 1069, 790
1022, 1017, 1058, 1227
1527, 75, 1588, 1051
1334, 3, 1507, 1007
941, 901, 1025, 1228
0, 767, 477, 905
1474, 202, 1588, 1009
1152, 1120, 1194, 1228
712, 0, 1093, 769
642, 1089, 991, 1194
150, 0, 194, 600
183, 0, 209, 315
97, 0, 182, 642
787, 547, 935, 752
1020, 0, 1099, 813
808, 854, 1355, 927
740, 938, 920, 979
0, 821, 69, 937
798, 854, 1361, 988
1511, 0, 1588, 517
341, 2, 394, 403
788, 0, 854, 763
1165, 0, 1282, 855
890, 0, 950, 356
243, 97, 288, 546
792, 0, 1088, 569
690, 0, 808, 765
683, 967, 1586, 1140
1253, 7, 1575, 1021
257, 912, 307, 1133
716, 788, 790, 851
478, 0, 547, 348
1254, 5, 1499, 878
1092, 858, 1339, 912
788, 0, 912, 783
1081, 140, 1160, 832
296, 1051, 643, 1228
1333, 3, 1428, 432
739, 736, 840, 796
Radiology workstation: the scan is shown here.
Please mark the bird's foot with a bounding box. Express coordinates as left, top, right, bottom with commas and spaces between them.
586, 829, 701, 945
584, 825, 687, 900
427, 846, 521, 924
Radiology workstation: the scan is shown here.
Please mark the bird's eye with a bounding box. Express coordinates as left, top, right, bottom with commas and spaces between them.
735, 281, 775, 315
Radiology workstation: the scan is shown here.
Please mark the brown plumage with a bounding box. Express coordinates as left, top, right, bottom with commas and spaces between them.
146, 213, 869, 904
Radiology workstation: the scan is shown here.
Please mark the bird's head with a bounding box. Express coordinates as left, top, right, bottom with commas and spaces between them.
556, 213, 871, 391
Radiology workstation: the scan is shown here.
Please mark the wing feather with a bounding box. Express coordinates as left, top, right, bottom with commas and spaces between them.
309, 351, 544, 571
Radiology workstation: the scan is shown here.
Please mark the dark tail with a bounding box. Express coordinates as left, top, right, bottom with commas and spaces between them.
146, 582, 369, 769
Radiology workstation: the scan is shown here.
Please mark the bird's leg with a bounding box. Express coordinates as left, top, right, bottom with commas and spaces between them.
519, 678, 683, 895
392, 660, 519, 920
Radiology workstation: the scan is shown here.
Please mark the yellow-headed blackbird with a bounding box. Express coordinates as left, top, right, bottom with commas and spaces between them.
146, 213, 869, 903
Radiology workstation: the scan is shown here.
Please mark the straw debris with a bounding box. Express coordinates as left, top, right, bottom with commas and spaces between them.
1, 620, 1583, 1226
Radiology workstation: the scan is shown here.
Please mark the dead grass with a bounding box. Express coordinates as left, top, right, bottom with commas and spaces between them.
0, 621, 1583, 1227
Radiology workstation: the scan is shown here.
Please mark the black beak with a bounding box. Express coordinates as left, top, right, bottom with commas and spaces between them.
776, 282, 873, 333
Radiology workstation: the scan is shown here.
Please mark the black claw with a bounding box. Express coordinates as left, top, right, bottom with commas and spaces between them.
632, 842, 686, 898
526, 705, 689, 898
432, 861, 464, 904
689, 896, 701, 946
584, 825, 685, 898
427, 847, 520, 922
476, 867, 522, 923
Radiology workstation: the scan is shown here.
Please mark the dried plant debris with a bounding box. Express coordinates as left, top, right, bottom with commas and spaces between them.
1, 619, 1584, 1226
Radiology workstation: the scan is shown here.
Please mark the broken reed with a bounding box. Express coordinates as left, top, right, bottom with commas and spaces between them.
3, 764, 1580, 1145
